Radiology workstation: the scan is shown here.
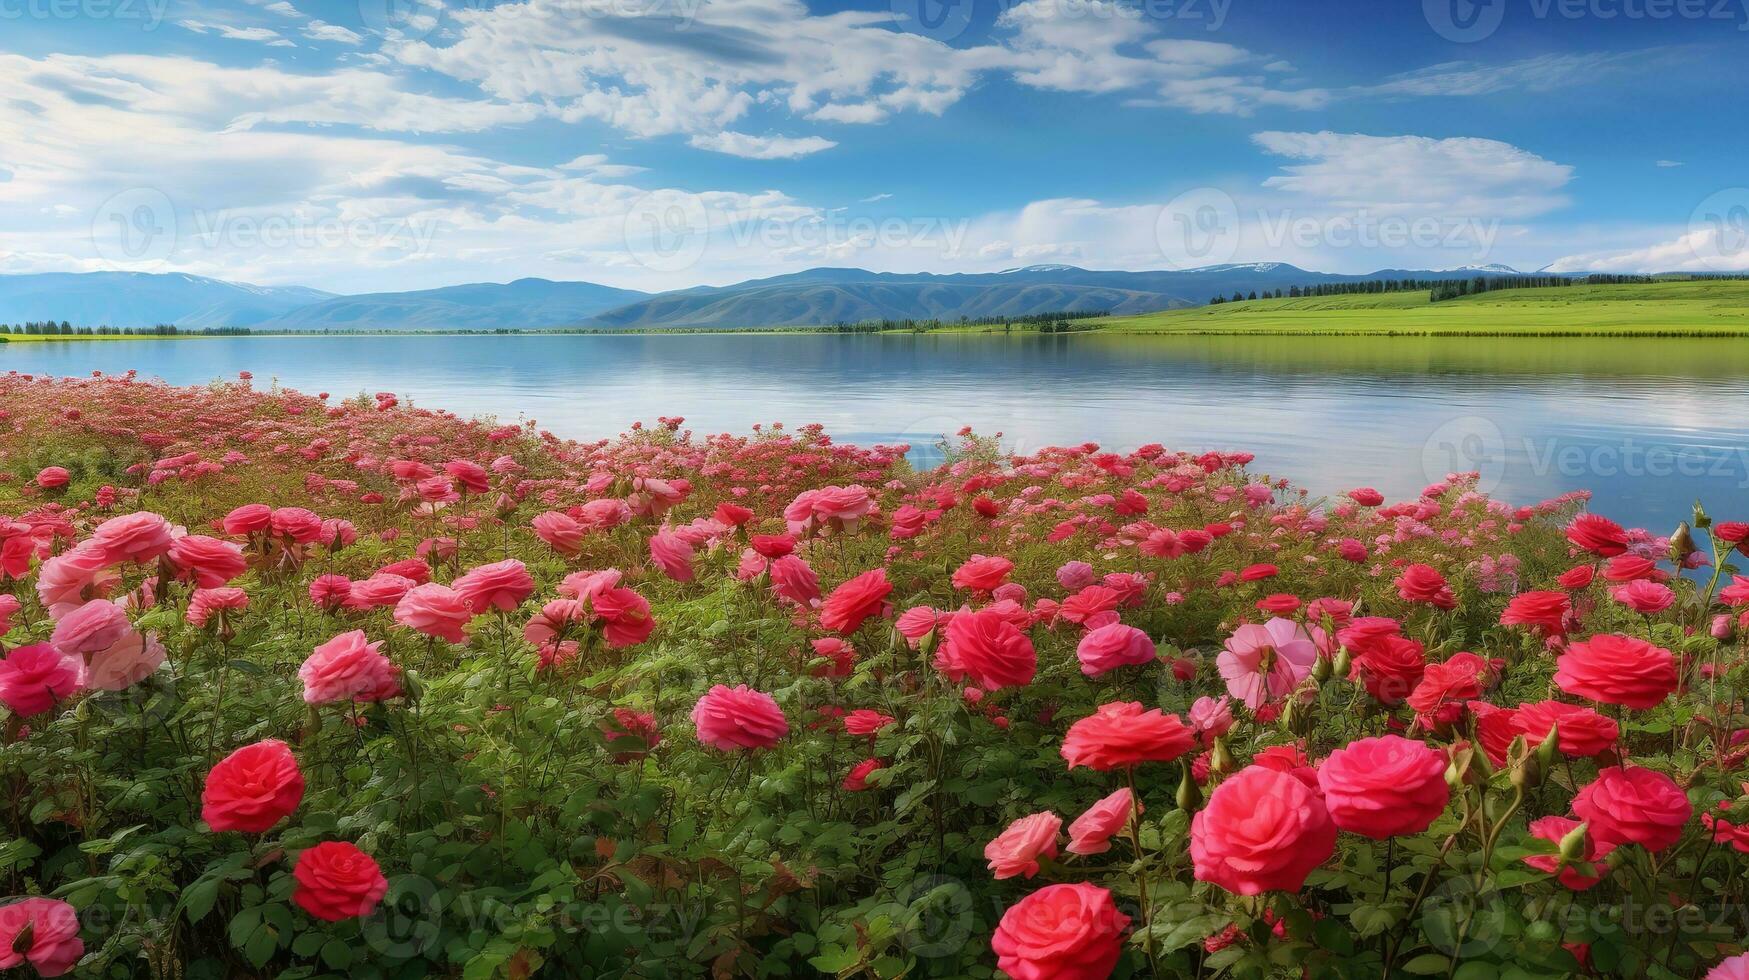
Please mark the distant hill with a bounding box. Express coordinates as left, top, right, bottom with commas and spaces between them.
253, 279, 650, 331
0, 272, 332, 329
578, 264, 1526, 329
0, 264, 1580, 332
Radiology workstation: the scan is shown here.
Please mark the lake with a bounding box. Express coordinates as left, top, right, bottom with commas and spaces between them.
6, 332, 1749, 534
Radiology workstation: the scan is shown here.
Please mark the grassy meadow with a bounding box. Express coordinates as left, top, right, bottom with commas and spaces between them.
1089, 279, 1749, 336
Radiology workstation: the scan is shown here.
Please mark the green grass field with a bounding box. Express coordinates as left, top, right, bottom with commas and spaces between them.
1091, 279, 1749, 336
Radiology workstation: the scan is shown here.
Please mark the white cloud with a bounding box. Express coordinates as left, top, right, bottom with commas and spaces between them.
381, 0, 1330, 155
1548, 227, 1749, 273
304, 20, 364, 44
686, 132, 837, 160
859, 193, 893, 203
1656, 160, 1685, 168
0, 51, 810, 292
178, 21, 296, 46
1251, 131, 1573, 218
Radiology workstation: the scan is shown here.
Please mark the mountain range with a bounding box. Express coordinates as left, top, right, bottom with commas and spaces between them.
0, 263, 1550, 332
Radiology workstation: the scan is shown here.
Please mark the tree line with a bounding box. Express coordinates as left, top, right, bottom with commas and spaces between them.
0, 322, 255, 336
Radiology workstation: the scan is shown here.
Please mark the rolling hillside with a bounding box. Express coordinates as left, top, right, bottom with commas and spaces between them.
0, 272, 332, 329
253, 279, 650, 331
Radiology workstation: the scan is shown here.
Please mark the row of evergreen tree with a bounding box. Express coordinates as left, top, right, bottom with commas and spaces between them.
1210, 272, 1749, 308
825, 309, 1110, 333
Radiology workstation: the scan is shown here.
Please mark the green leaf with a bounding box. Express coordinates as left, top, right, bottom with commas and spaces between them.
1403, 953, 1453, 975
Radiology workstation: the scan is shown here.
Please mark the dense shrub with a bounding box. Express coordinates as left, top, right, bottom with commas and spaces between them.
2, 371, 1749, 979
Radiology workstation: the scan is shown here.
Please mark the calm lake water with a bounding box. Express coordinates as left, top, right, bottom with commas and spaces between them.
6, 332, 1749, 533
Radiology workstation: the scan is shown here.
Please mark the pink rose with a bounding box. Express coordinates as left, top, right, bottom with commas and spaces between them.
299, 630, 397, 705
393, 584, 472, 643
1074, 622, 1156, 677
1191, 764, 1337, 894
1066, 788, 1139, 856
991, 883, 1129, 980
984, 811, 1061, 879
691, 684, 788, 751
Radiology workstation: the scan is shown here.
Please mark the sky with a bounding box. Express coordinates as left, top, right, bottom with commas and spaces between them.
1, 0, 1746, 294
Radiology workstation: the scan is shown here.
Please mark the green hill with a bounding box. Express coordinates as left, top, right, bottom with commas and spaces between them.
1092, 279, 1749, 335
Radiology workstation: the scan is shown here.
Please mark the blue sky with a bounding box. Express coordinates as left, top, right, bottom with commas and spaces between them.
1, 0, 1746, 293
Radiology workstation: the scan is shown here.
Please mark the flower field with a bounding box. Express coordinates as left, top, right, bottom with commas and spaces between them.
5, 370, 1749, 980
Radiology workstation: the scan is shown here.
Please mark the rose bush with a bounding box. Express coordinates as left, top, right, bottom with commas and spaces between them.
2, 372, 1749, 978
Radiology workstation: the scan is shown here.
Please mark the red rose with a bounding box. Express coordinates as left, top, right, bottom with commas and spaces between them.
934, 608, 1037, 691
1556, 565, 1595, 590
1256, 593, 1302, 615
1468, 701, 1520, 766
991, 883, 1129, 980
1316, 735, 1450, 838
1349, 634, 1426, 706
1572, 765, 1692, 853
819, 569, 893, 634
590, 587, 655, 648
1602, 555, 1657, 582
1395, 564, 1457, 610
292, 841, 389, 921
1058, 586, 1120, 626
1348, 487, 1385, 506
842, 758, 884, 791
1714, 521, 1749, 544
951, 555, 1014, 593
1192, 764, 1336, 894
1238, 563, 1278, 582
1500, 590, 1570, 634
1407, 656, 1485, 728
1566, 514, 1629, 557
1514, 700, 1619, 757
202, 739, 305, 833
1060, 701, 1195, 771
1555, 633, 1677, 710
